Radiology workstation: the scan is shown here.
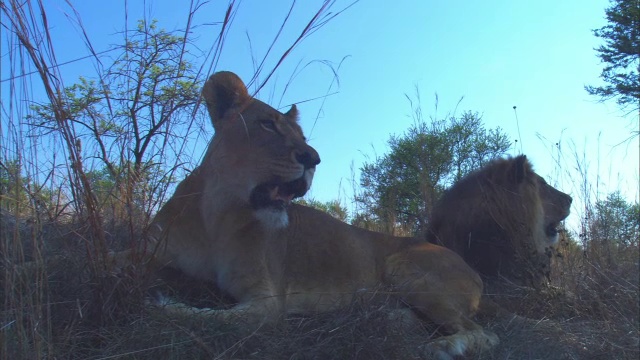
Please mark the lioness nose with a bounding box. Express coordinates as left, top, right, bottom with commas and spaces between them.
295, 148, 321, 169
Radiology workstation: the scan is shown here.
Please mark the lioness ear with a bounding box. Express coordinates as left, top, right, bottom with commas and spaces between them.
284, 104, 299, 121
511, 155, 530, 184
202, 71, 251, 129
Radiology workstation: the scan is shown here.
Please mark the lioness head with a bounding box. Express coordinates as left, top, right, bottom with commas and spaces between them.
201, 71, 320, 228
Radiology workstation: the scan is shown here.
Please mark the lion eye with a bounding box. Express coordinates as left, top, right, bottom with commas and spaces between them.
260, 119, 277, 133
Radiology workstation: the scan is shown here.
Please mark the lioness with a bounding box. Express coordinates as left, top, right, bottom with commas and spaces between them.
427, 155, 572, 287
145, 71, 497, 359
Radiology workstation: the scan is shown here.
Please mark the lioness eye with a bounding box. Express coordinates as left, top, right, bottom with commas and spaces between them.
260, 120, 277, 132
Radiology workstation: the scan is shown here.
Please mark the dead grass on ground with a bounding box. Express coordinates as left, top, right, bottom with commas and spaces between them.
1, 220, 638, 360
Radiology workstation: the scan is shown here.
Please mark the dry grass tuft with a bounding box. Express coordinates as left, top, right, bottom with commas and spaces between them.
2, 227, 638, 359
473, 236, 639, 360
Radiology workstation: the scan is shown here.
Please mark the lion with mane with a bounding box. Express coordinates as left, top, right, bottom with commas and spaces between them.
144, 71, 498, 359
426, 155, 572, 287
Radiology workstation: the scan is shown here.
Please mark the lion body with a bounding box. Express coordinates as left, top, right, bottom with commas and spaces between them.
426, 156, 572, 286
145, 71, 498, 358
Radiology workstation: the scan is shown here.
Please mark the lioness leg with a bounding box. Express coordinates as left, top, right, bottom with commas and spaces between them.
105, 244, 284, 326
155, 300, 270, 323
385, 243, 498, 359
153, 293, 285, 326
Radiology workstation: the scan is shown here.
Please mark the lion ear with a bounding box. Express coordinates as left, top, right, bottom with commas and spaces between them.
284, 104, 299, 121
511, 155, 531, 184
202, 71, 251, 129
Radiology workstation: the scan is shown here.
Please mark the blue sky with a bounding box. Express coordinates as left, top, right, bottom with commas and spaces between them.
2, 0, 638, 229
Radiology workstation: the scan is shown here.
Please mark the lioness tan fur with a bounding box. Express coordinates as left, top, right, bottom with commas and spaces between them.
145, 71, 498, 359
426, 155, 572, 286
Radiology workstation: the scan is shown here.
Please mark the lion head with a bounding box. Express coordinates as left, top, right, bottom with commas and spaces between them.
537, 174, 572, 247
199, 71, 320, 228
426, 155, 572, 286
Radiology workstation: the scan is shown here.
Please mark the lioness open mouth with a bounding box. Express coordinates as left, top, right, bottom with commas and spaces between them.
250, 177, 308, 210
